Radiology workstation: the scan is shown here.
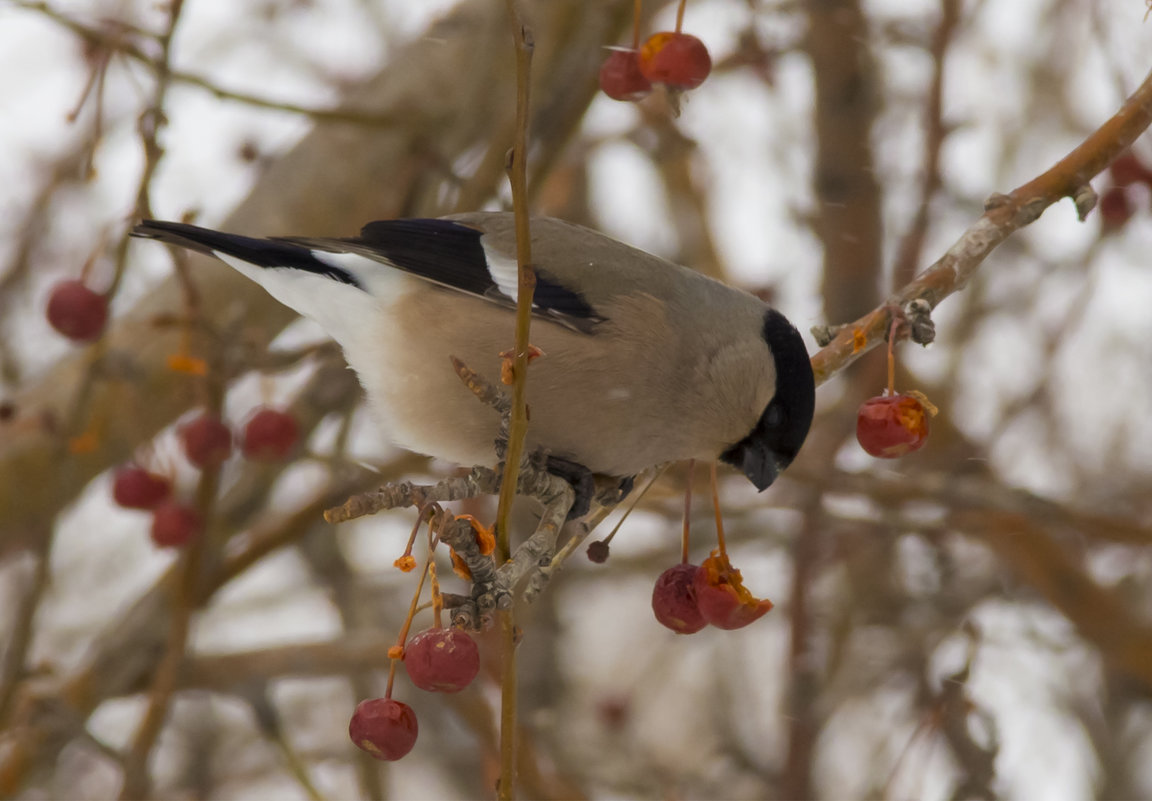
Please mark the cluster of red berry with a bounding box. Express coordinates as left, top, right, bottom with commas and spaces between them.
599, 31, 712, 102
1099, 150, 1152, 233
651, 552, 774, 634
349, 625, 480, 761
112, 407, 300, 547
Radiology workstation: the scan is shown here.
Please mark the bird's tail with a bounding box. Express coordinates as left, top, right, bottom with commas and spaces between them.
131, 220, 360, 284
133, 220, 245, 256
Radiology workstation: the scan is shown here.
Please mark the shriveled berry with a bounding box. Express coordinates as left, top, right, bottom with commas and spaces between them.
112, 465, 171, 510
240, 407, 299, 461
180, 414, 233, 468
46, 280, 107, 342
349, 698, 418, 761
599, 48, 652, 101
404, 627, 480, 693
652, 563, 707, 634
856, 393, 930, 458
586, 540, 610, 563
150, 501, 202, 548
693, 550, 773, 630
639, 32, 712, 90
1099, 186, 1134, 233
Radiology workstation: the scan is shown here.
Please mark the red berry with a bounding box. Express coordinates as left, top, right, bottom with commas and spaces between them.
1099, 186, 1134, 232
180, 414, 233, 468
639, 32, 712, 90
856, 394, 930, 458
599, 48, 652, 101
692, 551, 774, 630
404, 627, 480, 693
349, 698, 418, 761
652, 563, 707, 634
1109, 151, 1152, 188
240, 407, 299, 461
46, 280, 107, 342
150, 501, 202, 548
112, 465, 171, 510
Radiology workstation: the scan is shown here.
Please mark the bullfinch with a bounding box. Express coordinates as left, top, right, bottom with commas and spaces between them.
133, 213, 815, 496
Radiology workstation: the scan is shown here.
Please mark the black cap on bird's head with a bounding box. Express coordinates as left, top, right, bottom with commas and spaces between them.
720, 309, 816, 491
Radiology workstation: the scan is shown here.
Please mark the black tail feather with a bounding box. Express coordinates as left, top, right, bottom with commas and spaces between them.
132, 220, 362, 288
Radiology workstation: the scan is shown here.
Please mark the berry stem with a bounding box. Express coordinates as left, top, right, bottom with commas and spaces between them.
631, 0, 643, 49
681, 459, 694, 564
397, 505, 434, 569
607, 467, 664, 543
886, 316, 899, 395
80, 250, 96, 283
675, 0, 686, 33
386, 552, 433, 698
710, 461, 728, 557
429, 562, 443, 630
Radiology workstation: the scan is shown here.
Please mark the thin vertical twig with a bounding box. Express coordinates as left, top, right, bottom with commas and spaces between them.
497, 3, 535, 799
496, 6, 536, 560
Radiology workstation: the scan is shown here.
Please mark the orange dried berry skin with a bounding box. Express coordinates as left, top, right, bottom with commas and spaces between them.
166, 353, 209, 376
449, 548, 472, 580
455, 514, 495, 555
693, 550, 774, 630
68, 431, 100, 455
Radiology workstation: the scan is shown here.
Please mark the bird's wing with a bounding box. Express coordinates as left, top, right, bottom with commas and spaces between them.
283, 216, 607, 334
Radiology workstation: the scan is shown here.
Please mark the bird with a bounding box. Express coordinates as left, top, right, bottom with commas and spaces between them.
132, 212, 815, 507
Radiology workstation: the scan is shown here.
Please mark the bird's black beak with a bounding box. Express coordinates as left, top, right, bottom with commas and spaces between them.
736, 442, 781, 492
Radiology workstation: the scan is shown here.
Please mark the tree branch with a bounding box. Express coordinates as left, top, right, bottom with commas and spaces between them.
811, 63, 1152, 386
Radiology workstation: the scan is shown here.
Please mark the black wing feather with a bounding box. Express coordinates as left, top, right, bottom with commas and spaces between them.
349, 219, 601, 325
534, 271, 600, 322
353, 218, 495, 297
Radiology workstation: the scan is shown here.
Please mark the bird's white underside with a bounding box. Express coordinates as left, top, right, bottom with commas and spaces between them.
214, 248, 478, 464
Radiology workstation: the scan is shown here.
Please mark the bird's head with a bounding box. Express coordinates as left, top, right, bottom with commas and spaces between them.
720, 309, 815, 491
